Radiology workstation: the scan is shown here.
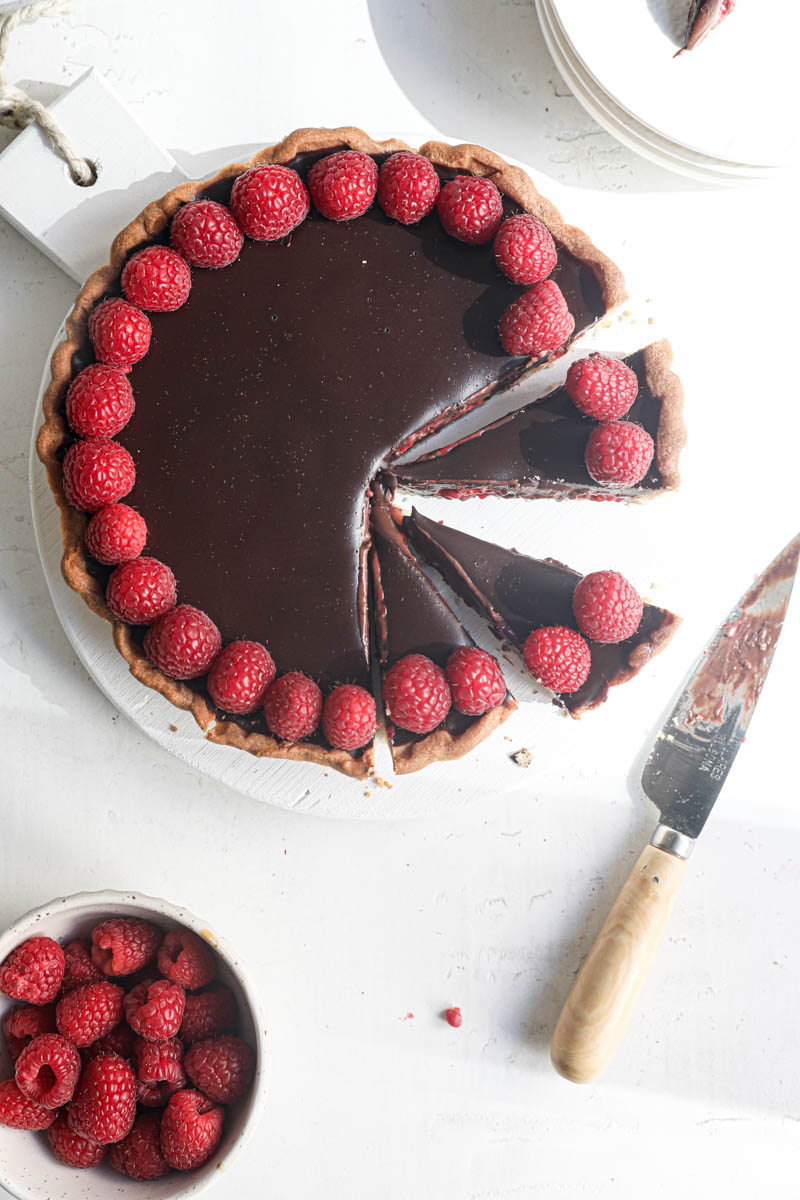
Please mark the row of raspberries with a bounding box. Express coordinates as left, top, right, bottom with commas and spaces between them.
565, 354, 655, 488
522, 569, 644, 695
0, 919, 254, 1180
383, 647, 507, 735
72, 150, 576, 383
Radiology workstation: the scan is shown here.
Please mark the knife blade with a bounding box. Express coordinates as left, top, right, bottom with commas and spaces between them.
550, 534, 800, 1083
642, 533, 800, 842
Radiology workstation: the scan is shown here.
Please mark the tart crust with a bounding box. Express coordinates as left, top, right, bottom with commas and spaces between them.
36, 126, 628, 778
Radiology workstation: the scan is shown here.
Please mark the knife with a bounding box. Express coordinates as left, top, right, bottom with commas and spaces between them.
550, 533, 800, 1084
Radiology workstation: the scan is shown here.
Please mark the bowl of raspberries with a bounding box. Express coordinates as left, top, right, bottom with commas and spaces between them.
0, 890, 267, 1197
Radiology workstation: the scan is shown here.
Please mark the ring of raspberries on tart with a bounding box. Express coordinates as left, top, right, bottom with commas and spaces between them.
0, 920, 255, 1182
37, 126, 684, 779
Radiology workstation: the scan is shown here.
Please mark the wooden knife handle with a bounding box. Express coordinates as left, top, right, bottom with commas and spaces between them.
550, 844, 687, 1084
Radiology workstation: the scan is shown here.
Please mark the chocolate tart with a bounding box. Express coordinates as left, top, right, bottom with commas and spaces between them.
37, 126, 630, 777
401, 508, 680, 715
370, 490, 517, 773
395, 341, 685, 501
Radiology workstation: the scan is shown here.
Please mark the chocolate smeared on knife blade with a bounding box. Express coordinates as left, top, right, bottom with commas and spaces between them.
642, 534, 800, 839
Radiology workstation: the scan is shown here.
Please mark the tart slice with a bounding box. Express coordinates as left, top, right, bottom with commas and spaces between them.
400, 508, 680, 715
371, 492, 516, 773
395, 342, 685, 502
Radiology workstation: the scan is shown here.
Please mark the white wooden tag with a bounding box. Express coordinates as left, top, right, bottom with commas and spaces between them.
0, 67, 187, 283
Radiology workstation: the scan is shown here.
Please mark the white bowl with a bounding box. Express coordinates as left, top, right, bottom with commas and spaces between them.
0, 890, 269, 1199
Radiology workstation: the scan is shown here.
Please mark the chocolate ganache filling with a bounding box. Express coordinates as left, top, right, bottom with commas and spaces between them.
119, 153, 605, 710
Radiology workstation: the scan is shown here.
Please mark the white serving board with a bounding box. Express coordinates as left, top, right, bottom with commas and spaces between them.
27, 138, 799, 822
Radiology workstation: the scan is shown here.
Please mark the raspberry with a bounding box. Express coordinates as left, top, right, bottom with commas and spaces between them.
144, 604, 222, 680
382, 653, 451, 734
125, 979, 186, 1041
566, 354, 639, 420
15, 1032, 80, 1108
377, 152, 440, 225
0, 936, 64, 1005
171, 199, 243, 268
61, 939, 104, 993
157, 929, 216, 992
573, 570, 644, 644
160, 1088, 224, 1171
493, 214, 557, 285
445, 1006, 463, 1028
0, 1077, 56, 1130
69, 1052, 137, 1144
106, 556, 176, 625
91, 916, 162, 976
121, 245, 191, 313
85, 502, 147, 565
436, 175, 503, 245
88, 297, 151, 367
263, 671, 322, 741
65, 363, 135, 439
585, 421, 654, 487
184, 1035, 255, 1105
231, 164, 310, 240
47, 1110, 108, 1168
522, 625, 591, 694
498, 279, 575, 358
84, 1021, 136, 1062
56, 981, 124, 1046
110, 1111, 170, 1180
135, 1035, 186, 1088
3, 1005, 56, 1063
321, 683, 376, 751
180, 984, 237, 1045
62, 438, 135, 512
445, 646, 507, 716
208, 640, 276, 714
308, 150, 378, 221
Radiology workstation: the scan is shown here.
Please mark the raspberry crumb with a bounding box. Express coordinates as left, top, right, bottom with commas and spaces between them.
444, 1007, 463, 1028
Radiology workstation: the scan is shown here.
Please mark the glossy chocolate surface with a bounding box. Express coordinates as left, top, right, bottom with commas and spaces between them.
402, 508, 678, 714
397, 351, 665, 499
119, 154, 605, 693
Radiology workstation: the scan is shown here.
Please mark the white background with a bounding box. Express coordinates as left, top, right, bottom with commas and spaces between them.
1, 1, 799, 1197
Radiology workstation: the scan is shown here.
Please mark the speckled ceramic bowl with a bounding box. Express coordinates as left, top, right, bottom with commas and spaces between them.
0, 890, 269, 1199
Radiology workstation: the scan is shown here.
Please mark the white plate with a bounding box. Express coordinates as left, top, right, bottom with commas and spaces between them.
29, 138, 686, 820
537, 0, 768, 185
551, 0, 796, 169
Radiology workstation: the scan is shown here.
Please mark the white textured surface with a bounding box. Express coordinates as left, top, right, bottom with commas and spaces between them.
1, 1, 800, 1197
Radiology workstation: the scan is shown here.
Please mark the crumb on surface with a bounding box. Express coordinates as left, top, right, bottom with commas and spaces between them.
169, 724, 177, 732
511, 748, 533, 768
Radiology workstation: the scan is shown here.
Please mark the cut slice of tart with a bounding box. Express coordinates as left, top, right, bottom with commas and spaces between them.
400, 507, 680, 716
370, 491, 516, 773
395, 342, 685, 502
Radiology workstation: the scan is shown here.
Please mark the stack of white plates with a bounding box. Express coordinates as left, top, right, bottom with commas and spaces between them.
535, 0, 797, 184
